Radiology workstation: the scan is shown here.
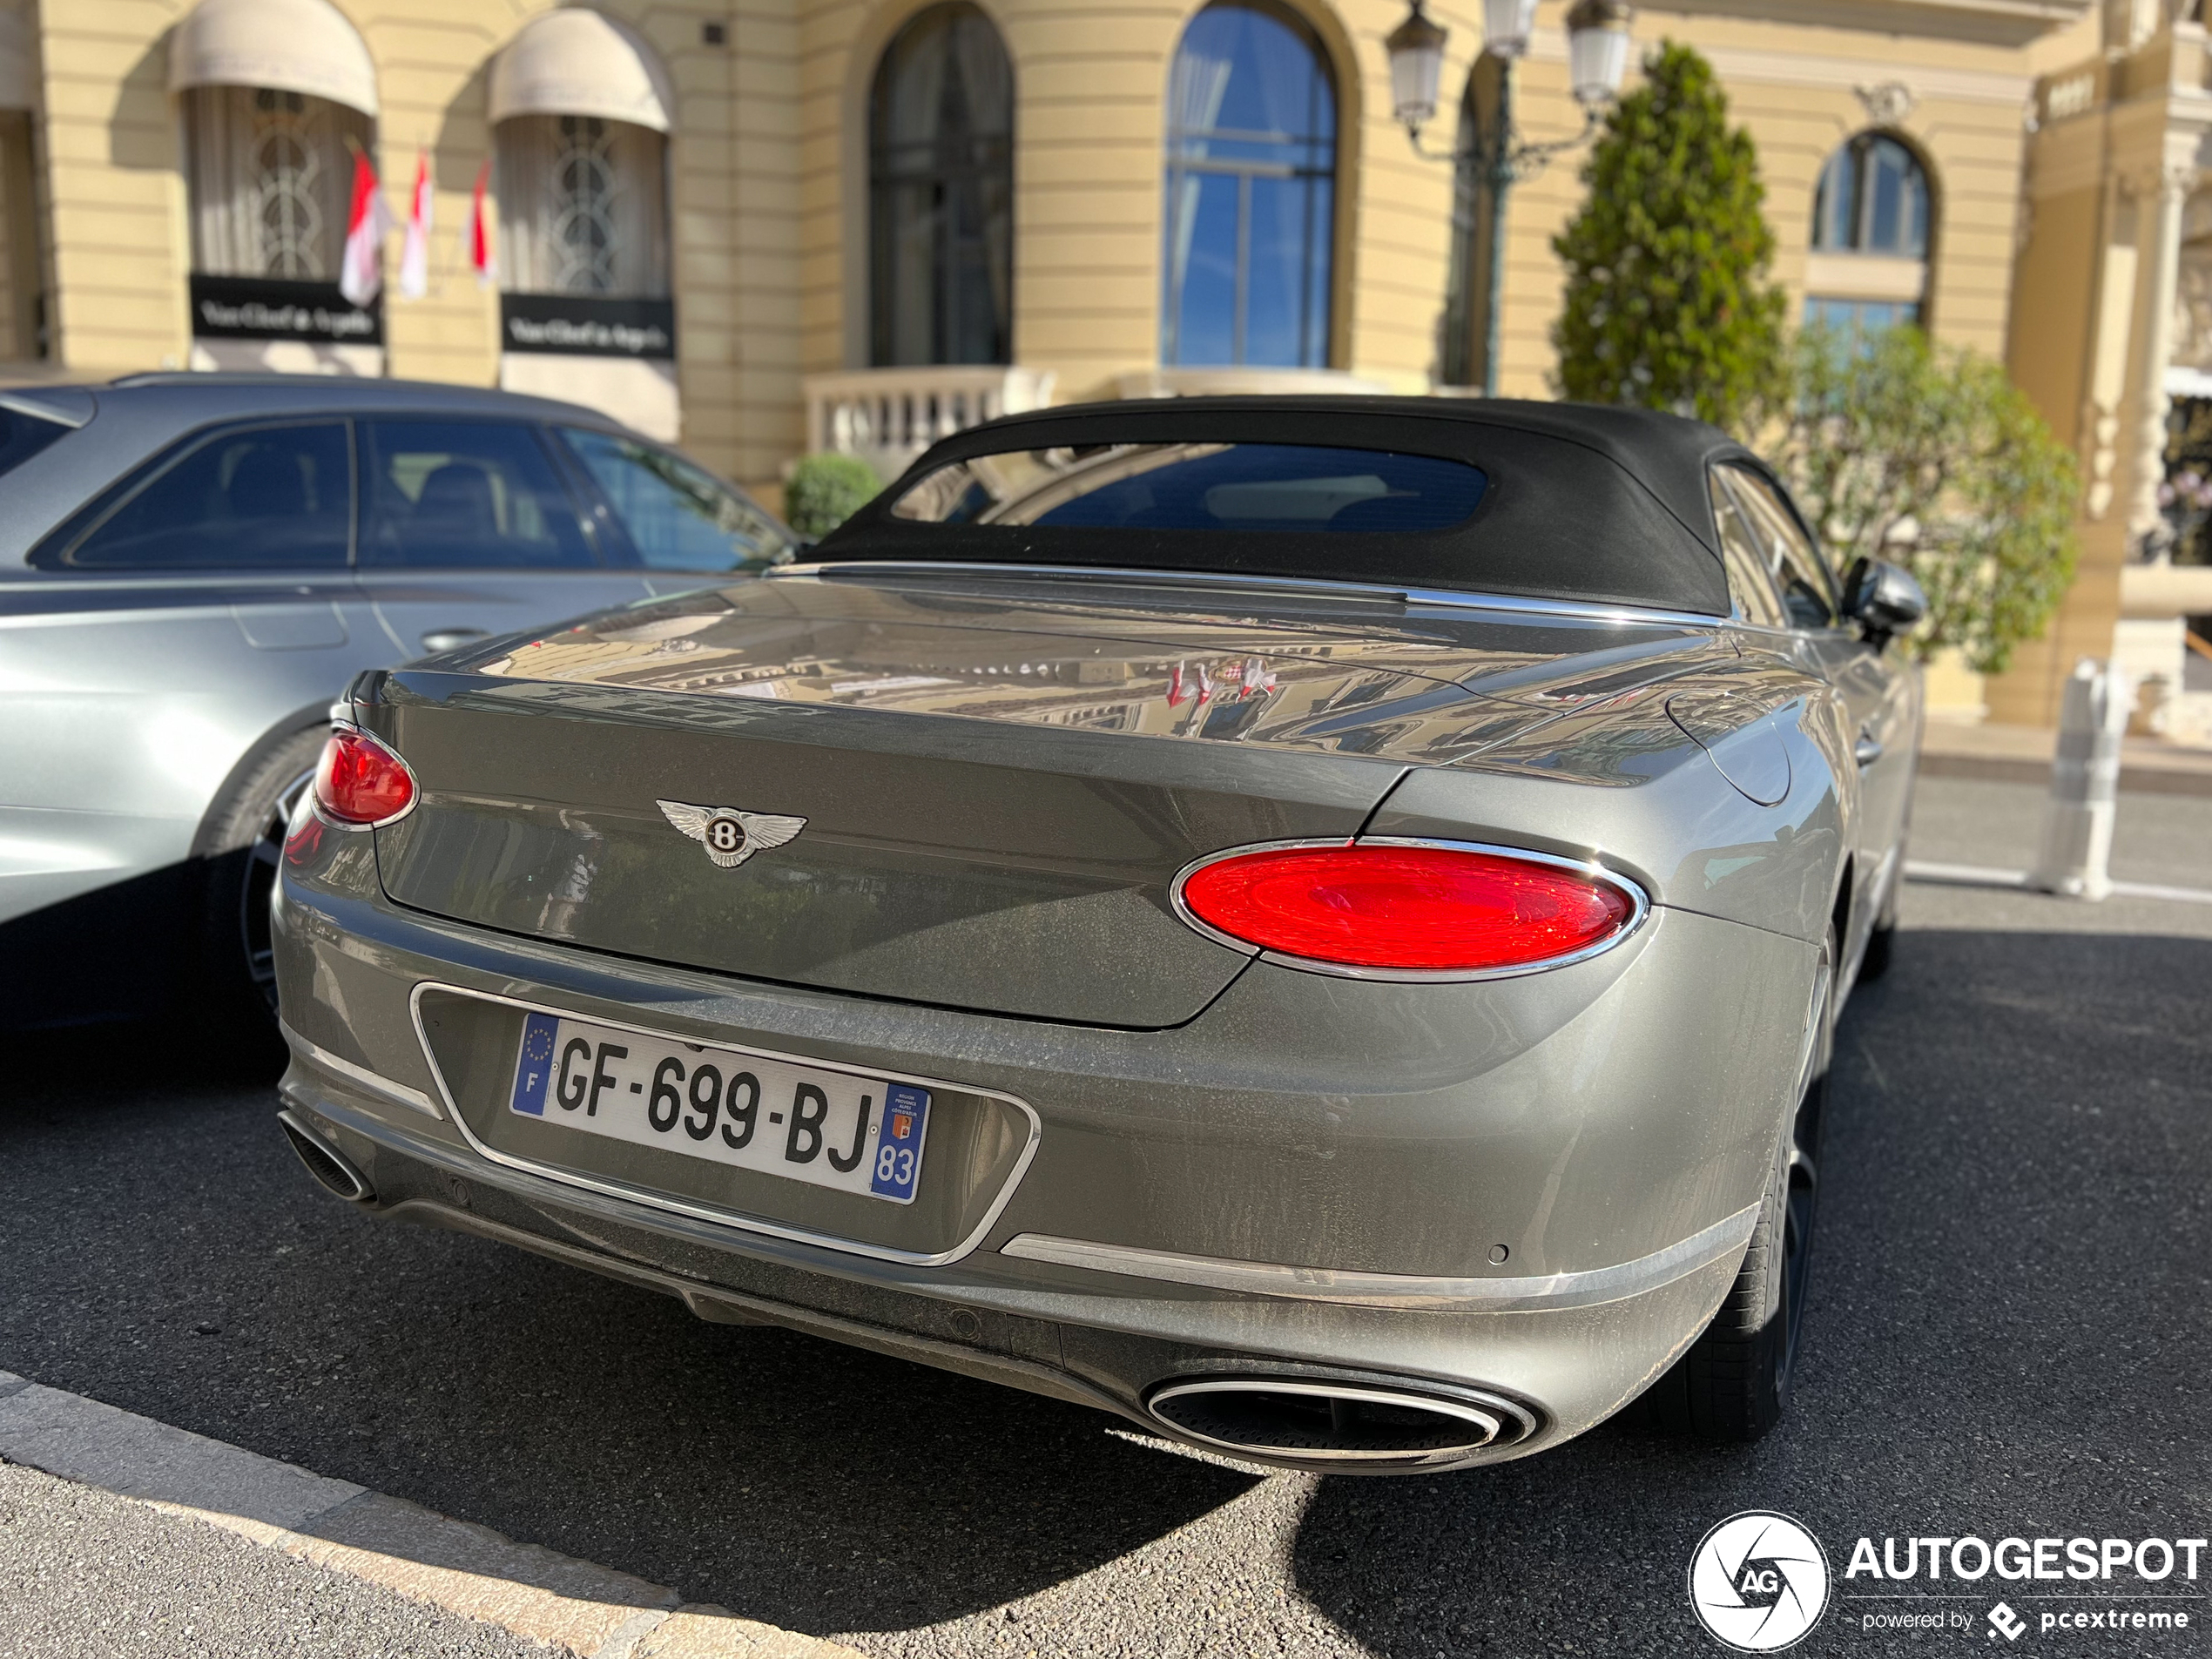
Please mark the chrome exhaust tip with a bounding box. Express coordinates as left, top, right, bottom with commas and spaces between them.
277, 1109, 374, 1204
1145, 1374, 1538, 1470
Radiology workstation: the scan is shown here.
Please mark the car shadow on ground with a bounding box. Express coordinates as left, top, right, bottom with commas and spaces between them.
1293, 926, 2212, 1656
2, 927, 2206, 1651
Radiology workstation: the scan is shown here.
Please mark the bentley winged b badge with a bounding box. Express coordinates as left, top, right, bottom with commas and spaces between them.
656, 799, 808, 868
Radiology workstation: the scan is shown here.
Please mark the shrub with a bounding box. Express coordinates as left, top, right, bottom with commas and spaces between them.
1551, 41, 1787, 433
1770, 326, 2080, 673
784, 453, 882, 538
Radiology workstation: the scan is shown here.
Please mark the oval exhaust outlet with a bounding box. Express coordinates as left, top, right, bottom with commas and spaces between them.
1146, 1377, 1533, 1469
278, 1110, 374, 1203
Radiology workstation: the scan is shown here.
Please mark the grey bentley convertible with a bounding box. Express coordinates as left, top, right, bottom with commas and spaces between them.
271, 399, 1924, 1473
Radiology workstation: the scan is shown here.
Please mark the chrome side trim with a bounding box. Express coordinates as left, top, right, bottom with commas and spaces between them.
404, 981, 1042, 1270
771, 561, 1719, 631
280, 1021, 442, 1119
1000, 1202, 1760, 1312
1166, 836, 1653, 984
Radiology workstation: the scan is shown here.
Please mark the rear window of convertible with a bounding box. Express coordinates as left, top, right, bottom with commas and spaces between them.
890, 443, 1488, 534
819, 415, 1734, 615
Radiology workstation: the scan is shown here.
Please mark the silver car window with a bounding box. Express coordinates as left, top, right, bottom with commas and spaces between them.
556, 427, 795, 571
1708, 470, 1786, 628
359, 420, 598, 570
60, 421, 351, 570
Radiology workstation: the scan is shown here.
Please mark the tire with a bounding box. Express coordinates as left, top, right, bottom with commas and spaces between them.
1641, 932, 1831, 1442
1857, 916, 1895, 981
193, 726, 327, 1051
1857, 861, 1901, 983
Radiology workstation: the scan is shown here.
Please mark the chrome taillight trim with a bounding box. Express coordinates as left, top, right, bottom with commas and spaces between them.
311, 721, 421, 833
1167, 836, 1652, 983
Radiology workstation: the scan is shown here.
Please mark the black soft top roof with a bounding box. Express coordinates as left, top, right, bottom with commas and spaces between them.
818, 396, 1760, 615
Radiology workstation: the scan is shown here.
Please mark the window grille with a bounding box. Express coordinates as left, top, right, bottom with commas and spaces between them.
185, 85, 368, 279
496, 113, 670, 298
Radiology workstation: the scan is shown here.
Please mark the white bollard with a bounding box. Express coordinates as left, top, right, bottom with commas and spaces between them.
2028, 658, 2132, 900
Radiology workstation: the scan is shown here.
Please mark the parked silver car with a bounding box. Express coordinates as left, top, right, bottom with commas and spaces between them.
0, 374, 793, 1036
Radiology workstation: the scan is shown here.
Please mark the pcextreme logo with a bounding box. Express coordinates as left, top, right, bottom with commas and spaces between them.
1689, 1511, 1833, 1652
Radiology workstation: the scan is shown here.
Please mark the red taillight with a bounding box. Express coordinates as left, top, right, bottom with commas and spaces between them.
1174, 841, 1639, 976
313, 727, 415, 826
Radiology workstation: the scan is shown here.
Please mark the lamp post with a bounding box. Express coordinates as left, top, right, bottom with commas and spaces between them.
1386, 0, 1633, 395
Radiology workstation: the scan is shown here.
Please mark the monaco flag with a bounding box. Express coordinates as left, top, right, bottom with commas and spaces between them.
339, 150, 395, 308
397, 152, 432, 300
460, 160, 495, 287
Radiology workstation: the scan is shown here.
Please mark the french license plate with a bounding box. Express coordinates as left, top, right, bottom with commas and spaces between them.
507, 1013, 928, 1204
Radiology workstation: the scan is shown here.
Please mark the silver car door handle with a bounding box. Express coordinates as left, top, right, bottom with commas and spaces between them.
421, 628, 490, 652
1853, 731, 1884, 766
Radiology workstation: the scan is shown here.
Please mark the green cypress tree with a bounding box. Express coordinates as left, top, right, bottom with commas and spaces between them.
1551, 41, 1785, 432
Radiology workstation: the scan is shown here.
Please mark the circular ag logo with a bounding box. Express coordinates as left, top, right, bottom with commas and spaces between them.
1688, 1511, 1831, 1652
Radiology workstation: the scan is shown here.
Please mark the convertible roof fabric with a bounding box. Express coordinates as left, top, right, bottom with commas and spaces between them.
819, 397, 1761, 616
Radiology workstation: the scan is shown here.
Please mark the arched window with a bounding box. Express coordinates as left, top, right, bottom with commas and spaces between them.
489, 9, 678, 439
869, 3, 1015, 368
1806, 132, 1932, 334
1812, 133, 1930, 256
171, 0, 382, 369
1161, 0, 1336, 368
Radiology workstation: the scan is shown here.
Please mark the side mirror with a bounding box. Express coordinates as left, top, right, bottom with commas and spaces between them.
1842, 557, 1926, 644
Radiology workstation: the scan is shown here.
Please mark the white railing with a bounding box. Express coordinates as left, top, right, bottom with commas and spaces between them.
1116, 367, 1393, 398
802, 366, 1057, 474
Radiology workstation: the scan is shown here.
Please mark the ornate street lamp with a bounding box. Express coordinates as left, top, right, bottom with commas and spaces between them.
1386, 0, 1634, 395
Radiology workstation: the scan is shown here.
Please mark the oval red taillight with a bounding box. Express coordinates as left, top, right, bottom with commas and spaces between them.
313, 727, 415, 826
1175, 842, 1638, 975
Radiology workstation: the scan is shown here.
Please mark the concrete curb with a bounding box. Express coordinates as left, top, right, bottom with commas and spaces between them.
1918, 749, 2212, 796
1904, 859, 2212, 906
0, 1370, 863, 1659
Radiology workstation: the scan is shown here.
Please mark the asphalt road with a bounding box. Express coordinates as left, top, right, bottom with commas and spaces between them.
2, 776, 2207, 1658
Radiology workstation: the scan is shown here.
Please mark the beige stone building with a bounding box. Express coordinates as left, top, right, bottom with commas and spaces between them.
1992, 0, 2212, 737
6, 0, 2194, 728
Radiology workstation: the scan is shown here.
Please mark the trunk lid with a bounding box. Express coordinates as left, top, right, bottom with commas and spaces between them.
360, 572, 1702, 1026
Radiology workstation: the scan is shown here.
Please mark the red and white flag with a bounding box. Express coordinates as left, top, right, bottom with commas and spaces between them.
338, 150, 395, 308
460, 160, 495, 287
397, 152, 432, 300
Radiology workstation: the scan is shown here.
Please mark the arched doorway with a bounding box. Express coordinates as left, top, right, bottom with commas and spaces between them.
868, 3, 1015, 368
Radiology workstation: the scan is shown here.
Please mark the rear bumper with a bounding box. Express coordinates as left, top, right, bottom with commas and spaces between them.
272, 853, 1819, 1471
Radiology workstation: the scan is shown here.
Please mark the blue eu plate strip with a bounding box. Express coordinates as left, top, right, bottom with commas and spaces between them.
869, 1084, 929, 1200
510, 1013, 562, 1116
